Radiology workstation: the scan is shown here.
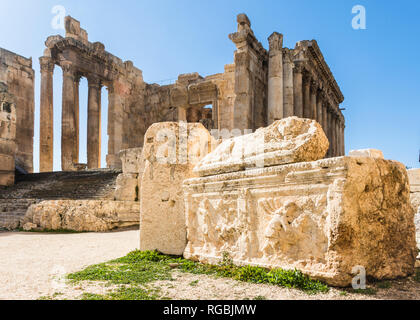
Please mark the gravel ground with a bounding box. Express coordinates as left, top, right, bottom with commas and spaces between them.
0, 230, 139, 300
0, 230, 419, 300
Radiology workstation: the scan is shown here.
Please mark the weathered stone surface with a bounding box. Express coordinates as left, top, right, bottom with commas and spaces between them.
408, 169, 420, 256
140, 122, 215, 255
408, 169, 420, 213
0, 48, 34, 173
0, 83, 16, 186
349, 149, 384, 159
195, 117, 329, 177
23, 200, 139, 232
114, 173, 139, 201
119, 147, 143, 174
183, 156, 416, 286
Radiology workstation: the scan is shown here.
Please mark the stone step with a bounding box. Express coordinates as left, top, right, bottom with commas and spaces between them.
0, 170, 121, 200
0, 199, 39, 229
0, 170, 123, 230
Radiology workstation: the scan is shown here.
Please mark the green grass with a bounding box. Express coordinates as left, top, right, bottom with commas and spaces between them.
351, 287, 377, 295
80, 287, 162, 300
376, 281, 392, 289
67, 250, 329, 300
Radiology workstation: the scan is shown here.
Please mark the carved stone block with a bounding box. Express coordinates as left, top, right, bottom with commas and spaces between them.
184, 156, 416, 286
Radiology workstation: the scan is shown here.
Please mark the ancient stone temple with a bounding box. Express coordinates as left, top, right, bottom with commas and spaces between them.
39, 14, 345, 172
0, 82, 16, 186
0, 48, 35, 173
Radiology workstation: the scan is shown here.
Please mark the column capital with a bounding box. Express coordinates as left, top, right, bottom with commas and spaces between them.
310, 79, 318, 92
74, 73, 82, 84
268, 32, 283, 51
87, 74, 102, 88
302, 69, 311, 84
317, 88, 327, 101
60, 61, 75, 77
293, 61, 304, 74
39, 57, 55, 73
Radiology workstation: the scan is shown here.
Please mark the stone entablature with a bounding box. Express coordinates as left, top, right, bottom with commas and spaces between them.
0, 82, 16, 186
0, 48, 34, 173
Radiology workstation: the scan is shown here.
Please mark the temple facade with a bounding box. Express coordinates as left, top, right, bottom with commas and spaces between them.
36, 13, 345, 172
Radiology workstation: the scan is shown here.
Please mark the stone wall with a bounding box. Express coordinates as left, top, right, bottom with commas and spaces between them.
0, 82, 16, 186
0, 48, 34, 172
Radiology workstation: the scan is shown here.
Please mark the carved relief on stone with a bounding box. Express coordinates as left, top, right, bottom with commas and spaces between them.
258, 196, 328, 262
184, 156, 416, 286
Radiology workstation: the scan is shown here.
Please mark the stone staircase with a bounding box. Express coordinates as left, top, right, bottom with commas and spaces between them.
0, 169, 121, 229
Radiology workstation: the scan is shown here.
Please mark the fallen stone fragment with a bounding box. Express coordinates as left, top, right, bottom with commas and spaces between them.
349, 149, 384, 159
194, 117, 329, 177
23, 200, 140, 232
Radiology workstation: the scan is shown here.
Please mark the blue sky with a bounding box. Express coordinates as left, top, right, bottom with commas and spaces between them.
0, 0, 419, 171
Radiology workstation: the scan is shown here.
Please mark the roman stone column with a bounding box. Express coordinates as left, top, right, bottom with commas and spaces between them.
326, 107, 332, 157
316, 90, 323, 126
322, 98, 328, 137
74, 75, 81, 164
310, 80, 317, 120
283, 50, 294, 117
267, 32, 284, 124
61, 61, 78, 171
293, 62, 303, 117
39, 57, 55, 172
87, 75, 102, 169
302, 71, 311, 119
331, 113, 337, 157
178, 106, 187, 122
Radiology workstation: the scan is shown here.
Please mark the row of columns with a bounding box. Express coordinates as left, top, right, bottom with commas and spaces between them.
39, 57, 103, 172
267, 33, 345, 157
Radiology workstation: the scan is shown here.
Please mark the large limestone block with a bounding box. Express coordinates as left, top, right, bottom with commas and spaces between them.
114, 173, 139, 201
119, 147, 143, 174
349, 149, 384, 159
408, 169, 420, 256
195, 117, 329, 177
408, 169, 420, 212
183, 156, 416, 286
140, 122, 215, 255
23, 200, 140, 232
